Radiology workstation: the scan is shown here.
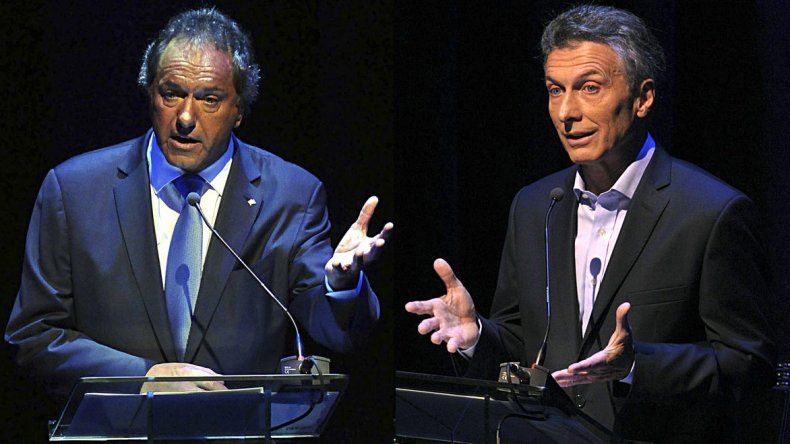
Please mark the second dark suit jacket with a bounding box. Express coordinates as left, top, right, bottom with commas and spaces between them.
467, 146, 774, 441
6, 131, 379, 396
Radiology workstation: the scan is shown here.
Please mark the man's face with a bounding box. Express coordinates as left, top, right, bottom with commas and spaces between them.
150, 40, 242, 173
545, 41, 650, 166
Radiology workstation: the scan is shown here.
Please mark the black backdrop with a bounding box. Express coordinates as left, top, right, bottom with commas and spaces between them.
2, 0, 789, 441
394, 0, 790, 382
0, 0, 393, 441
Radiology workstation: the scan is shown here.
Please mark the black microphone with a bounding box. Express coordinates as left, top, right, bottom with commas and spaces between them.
187, 192, 315, 373
533, 187, 564, 368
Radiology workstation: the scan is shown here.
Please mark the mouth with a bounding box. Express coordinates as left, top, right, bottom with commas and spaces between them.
564, 130, 596, 147
169, 135, 202, 150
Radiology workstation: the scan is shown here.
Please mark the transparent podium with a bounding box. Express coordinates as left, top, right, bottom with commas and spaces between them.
48, 374, 347, 441
395, 371, 611, 443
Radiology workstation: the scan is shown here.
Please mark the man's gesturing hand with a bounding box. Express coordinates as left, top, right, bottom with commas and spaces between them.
325, 196, 393, 290
140, 363, 227, 393
404, 259, 480, 353
552, 302, 634, 387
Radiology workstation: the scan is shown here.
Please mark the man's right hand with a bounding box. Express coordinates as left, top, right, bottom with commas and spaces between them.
140, 363, 227, 393
404, 258, 479, 353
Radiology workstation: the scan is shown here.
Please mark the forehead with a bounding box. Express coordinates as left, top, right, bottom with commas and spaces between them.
545, 41, 624, 78
156, 40, 234, 83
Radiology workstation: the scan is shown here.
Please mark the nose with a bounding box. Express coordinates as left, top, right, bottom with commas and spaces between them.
557, 92, 581, 131
176, 99, 196, 135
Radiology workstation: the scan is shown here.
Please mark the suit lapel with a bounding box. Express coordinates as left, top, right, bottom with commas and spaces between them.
578, 147, 672, 358
114, 131, 177, 362
549, 171, 583, 365
185, 138, 266, 362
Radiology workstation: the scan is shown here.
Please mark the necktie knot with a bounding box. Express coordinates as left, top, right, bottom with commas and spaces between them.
173, 174, 205, 199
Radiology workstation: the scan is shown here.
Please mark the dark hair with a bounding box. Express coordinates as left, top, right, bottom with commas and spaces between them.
541, 5, 665, 94
138, 8, 261, 114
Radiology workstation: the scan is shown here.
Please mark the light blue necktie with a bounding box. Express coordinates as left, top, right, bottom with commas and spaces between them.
164, 174, 206, 362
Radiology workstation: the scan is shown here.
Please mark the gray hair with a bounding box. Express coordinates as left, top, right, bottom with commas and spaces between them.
541, 5, 665, 94
137, 8, 261, 114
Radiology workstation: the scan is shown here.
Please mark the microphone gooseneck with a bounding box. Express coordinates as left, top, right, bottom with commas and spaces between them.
186, 192, 305, 360
533, 187, 564, 368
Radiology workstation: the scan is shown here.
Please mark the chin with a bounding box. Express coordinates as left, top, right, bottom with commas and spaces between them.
565, 147, 604, 165
163, 153, 201, 172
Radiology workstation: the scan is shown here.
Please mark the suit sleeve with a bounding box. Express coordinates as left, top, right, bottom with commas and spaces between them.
4, 170, 154, 397
466, 193, 527, 379
628, 195, 775, 404
286, 181, 379, 353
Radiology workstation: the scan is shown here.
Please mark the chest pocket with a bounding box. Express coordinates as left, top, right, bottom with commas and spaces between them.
627, 285, 687, 306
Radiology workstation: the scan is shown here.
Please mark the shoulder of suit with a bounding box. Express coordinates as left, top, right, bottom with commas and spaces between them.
667, 155, 749, 207
511, 166, 576, 210
234, 140, 323, 189
52, 134, 145, 180
55, 135, 145, 174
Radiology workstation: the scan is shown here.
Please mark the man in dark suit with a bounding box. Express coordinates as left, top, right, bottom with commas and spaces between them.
6, 8, 391, 396
405, 5, 774, 441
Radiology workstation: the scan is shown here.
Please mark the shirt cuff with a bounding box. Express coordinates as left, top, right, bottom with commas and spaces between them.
457, 316, 483, 359
619, 361, 636, 384
325, 271, 365, 300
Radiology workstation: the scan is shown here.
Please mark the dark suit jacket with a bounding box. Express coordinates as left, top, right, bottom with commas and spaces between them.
467, 146, 775, 441
5, 131, 378, 397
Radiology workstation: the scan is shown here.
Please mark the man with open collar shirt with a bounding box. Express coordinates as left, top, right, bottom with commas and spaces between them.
406, 5, 774, 441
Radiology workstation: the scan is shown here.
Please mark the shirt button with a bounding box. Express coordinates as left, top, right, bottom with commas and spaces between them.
575, 393, 586, 408
581, 193, 588, 199
598, 228, 606, 236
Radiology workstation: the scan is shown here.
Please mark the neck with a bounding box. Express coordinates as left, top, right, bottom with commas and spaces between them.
579, 127, 646, 195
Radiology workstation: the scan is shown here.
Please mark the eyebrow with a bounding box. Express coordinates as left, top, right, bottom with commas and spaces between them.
194, 87, 227, 96
158, 82, 227, 96
545, 69, 607, 85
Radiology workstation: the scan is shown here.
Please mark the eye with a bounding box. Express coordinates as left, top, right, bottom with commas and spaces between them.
204, 96, 219, 105
161, 90, 181, 102
547, 86, 562, 96
582, 84, 600, 93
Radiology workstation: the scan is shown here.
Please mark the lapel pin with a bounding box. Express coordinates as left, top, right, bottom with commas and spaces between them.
247, 198, 257, 206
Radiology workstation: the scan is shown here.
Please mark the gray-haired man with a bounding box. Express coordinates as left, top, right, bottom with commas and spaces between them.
406, 5, 774, 440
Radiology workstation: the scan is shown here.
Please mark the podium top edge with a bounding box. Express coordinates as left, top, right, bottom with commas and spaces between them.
76, 374, 348, 383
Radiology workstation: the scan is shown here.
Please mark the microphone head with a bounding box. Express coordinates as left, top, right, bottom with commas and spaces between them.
549, 187, 565, 202
186, 192, 201, 206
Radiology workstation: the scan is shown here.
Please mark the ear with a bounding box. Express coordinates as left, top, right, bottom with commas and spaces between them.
233, 98, 244, 128
635, 79, 655, 118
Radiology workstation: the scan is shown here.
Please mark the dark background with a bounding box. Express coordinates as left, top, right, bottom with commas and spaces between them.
1, 0, 789, 441
0, 0, 393, 441
394, 0, 789, 408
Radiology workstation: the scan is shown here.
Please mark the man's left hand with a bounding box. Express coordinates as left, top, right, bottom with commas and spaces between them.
325, 196, 393, 290
552, 302, 634, 388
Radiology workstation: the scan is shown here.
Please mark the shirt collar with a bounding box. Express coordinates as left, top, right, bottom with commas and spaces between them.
573, 132, 656, 204
147, 132, 235, 195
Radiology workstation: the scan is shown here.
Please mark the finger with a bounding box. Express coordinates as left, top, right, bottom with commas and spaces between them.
430, 330, 445, 345
195, 379, 227, 391
405, 300, 437, 315
553, 369, 593, 387
552, 369, 578, 388
446, 337, 460, 354
433, 258, 462, 290
615, 302, 632, 334
418, 317, 441, 335
177, 363, 218, 376
353, 247, 364, 271
353, 196, 379, 232
567, 352, 605, 374
375, 222, 394, 242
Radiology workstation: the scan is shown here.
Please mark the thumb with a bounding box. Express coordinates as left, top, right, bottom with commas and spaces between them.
615, 302, 631, 335
433, 258, 461, 290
